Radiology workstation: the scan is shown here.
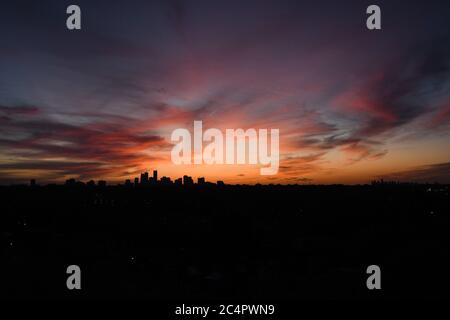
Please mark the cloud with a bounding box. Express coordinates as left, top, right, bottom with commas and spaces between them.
284, 177, 313, 183
0, 104, 169, 182
334, 39, 450, 139
430, 98, 450, 128
379, 162, 450, 184
0, 105, 40, 115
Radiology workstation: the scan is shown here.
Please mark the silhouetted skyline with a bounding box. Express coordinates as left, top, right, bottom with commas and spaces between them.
17, 169, 227, 187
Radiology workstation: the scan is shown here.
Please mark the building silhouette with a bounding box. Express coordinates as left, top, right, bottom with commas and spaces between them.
140, 172, 149, 185
65, 178, 76, 186
160, 176, 172, 185
183, 175, 194, 186
47, 169, 224, 188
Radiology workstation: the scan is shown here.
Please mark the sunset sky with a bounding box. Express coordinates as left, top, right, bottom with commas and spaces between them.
1, 0, 450, 184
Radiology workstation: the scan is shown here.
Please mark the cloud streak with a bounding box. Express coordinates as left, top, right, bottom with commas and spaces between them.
379, 162, 450, 184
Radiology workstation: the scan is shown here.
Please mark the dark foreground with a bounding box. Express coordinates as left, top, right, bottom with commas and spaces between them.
1, 183, 450, 300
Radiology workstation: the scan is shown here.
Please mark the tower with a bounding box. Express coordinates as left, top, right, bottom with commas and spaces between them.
140, 172, 149, 184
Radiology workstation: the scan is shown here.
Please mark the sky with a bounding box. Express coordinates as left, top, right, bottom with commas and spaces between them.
1, 0, 450, 184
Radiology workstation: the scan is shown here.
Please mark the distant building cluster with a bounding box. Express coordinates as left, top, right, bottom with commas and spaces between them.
371, 179, 405, 185
126, 170, 224, 187
52, 169, 226, 187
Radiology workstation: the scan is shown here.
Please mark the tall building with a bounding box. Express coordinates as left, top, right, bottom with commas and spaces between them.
134, 177, 139, 186
153, 170, 158, 182
140, 172, 149, 184
183, 175, 194, 186
30, 179, 36, 187
174, 178, 182, 186
197, 177, 205, 185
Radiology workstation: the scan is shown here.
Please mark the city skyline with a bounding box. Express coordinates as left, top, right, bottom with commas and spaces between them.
23, 168, 227, 187
1, 1, 450, 185
9, 167, 449, 187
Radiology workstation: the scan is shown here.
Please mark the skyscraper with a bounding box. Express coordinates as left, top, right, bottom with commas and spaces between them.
140, 172, 149, 185
153, 170, 158, 182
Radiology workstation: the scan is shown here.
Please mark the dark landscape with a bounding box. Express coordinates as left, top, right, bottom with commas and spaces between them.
1, 180, 449, 300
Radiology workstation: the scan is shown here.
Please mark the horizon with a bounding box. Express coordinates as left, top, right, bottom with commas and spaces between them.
3, 170, 449, 187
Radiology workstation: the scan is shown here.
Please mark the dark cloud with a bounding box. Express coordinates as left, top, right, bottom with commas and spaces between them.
284, 177, 313, 183
0, 105, 40, 115
379, 162, 450, 184
0, 104, 168, 181
338, 38, 450, 138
